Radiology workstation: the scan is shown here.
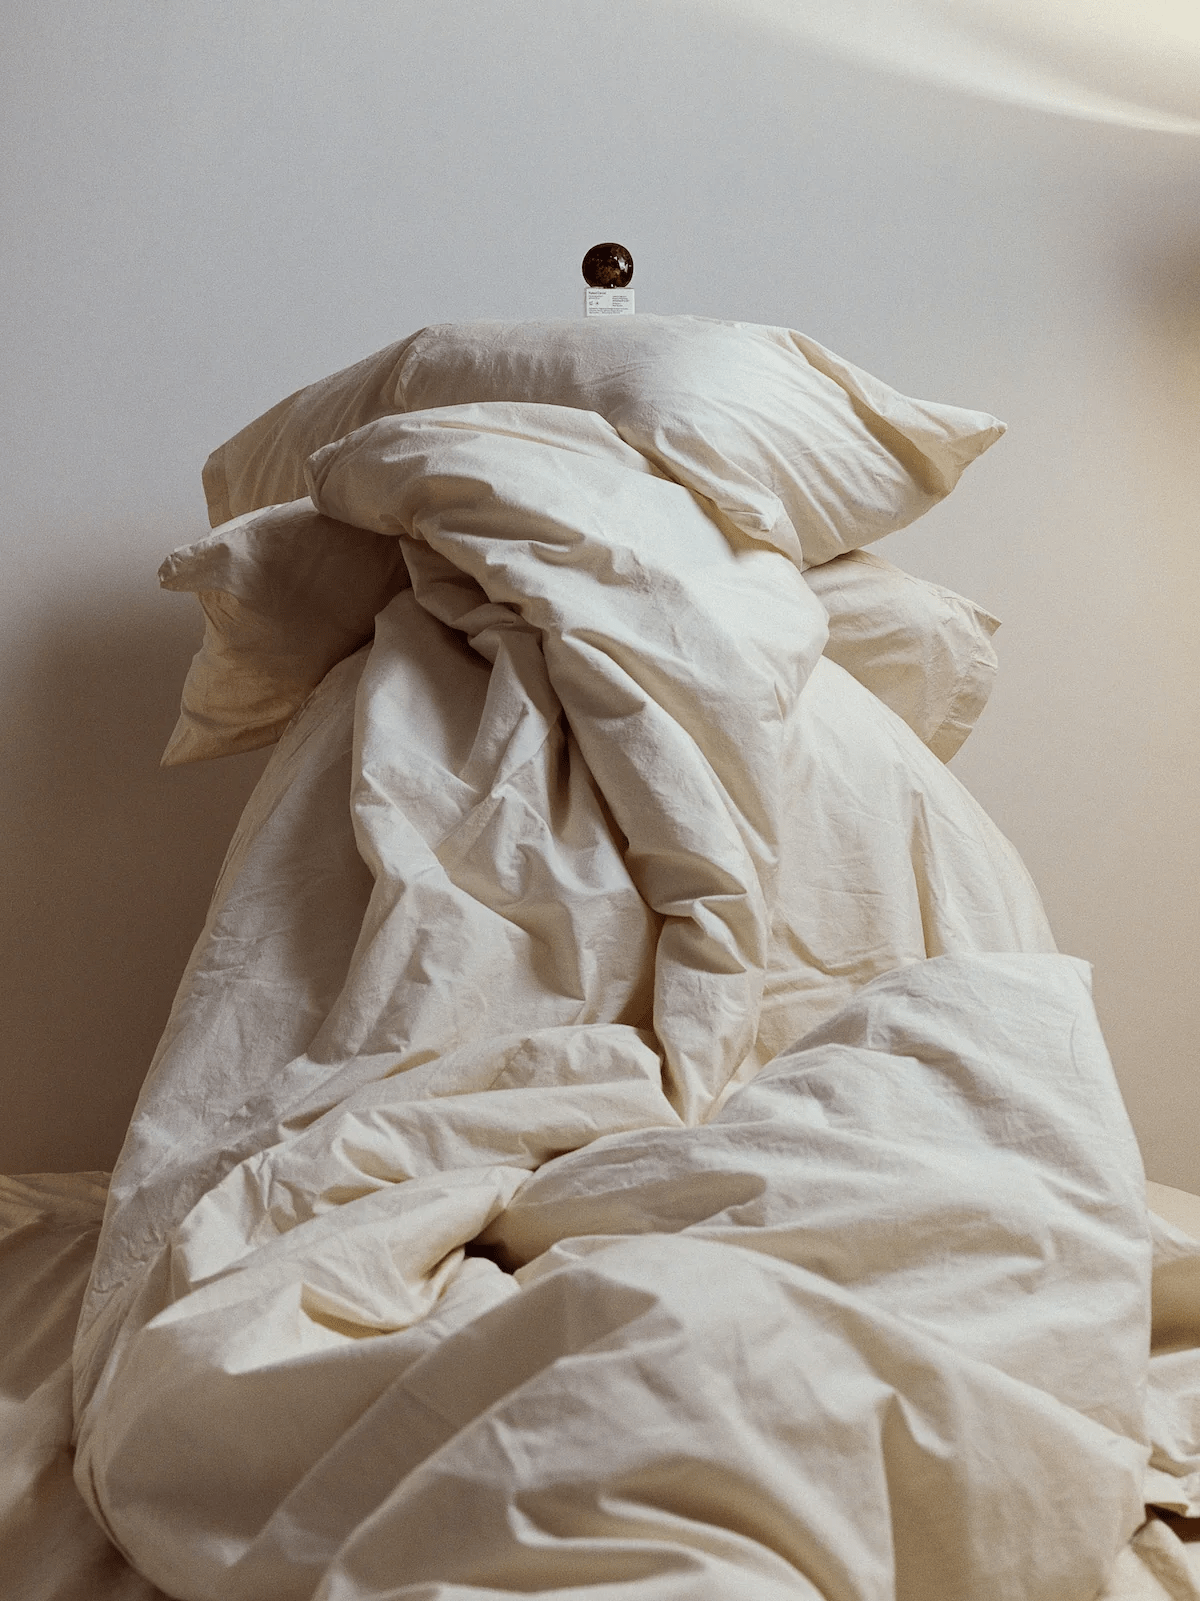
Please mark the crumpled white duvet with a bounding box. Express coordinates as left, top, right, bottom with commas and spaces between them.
73, 404, 1151, 1600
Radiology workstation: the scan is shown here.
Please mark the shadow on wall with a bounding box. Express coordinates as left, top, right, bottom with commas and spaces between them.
1134, 227, 1200, 453
0, 591, 270, 1173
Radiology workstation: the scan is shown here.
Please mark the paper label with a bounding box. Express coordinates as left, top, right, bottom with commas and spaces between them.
585, 288, 635, 317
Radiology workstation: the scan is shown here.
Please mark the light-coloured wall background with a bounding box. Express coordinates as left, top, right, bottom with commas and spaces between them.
2, 2, 1197, 1184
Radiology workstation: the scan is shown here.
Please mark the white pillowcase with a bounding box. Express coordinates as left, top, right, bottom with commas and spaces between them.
396, 317, 1005, 569
202, 334, 420, 529
804, 549, 1000, 761
202, 317, 1004, 568
159, 502, 409, 765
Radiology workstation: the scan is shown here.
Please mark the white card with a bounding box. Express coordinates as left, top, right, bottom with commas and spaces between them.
585, 288, 635, 317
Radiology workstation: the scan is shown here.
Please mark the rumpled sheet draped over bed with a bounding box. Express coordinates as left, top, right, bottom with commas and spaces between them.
70, 401, 1157, 1599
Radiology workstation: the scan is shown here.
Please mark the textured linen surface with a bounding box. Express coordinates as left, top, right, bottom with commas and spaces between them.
0, 1173, 167, 1601
158, 501, 411, 765
201, 315, 1004, 569
8, 1178, 1199, 1600
159, 503, 1000, 769
803, 547, 1000, 761
69, 400, 1156, 1600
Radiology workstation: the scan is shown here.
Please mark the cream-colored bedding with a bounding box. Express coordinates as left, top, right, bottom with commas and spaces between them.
0, 1173, 165, 1601
7, 394, 1193, 1597
6, 1177, 1200, 1600
11, 1176, 1200, 1600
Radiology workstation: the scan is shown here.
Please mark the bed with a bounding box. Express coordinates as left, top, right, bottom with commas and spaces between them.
6, 314, 1200, 1600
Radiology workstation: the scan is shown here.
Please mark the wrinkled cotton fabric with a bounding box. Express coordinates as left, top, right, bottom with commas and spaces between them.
72, 403, 1148, 1601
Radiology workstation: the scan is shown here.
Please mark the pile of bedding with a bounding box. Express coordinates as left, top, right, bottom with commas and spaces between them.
54, 317, 1196, 1599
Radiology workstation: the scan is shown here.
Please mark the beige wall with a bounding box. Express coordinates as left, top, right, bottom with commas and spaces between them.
2, 2, 1198, 1184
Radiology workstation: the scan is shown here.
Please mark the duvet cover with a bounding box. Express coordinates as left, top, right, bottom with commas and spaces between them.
61, 392, 1166, 1600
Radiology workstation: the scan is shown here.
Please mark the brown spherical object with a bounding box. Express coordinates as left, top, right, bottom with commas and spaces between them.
582, 242, 634, 288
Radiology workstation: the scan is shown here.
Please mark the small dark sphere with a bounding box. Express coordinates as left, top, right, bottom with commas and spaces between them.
582, 242, 634, 288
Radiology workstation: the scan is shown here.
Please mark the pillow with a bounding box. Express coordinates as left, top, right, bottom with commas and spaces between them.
203, 317, 1005, 567
158, 501, 410, 765
202, 334, 420, 528
804, 548, 999, 761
